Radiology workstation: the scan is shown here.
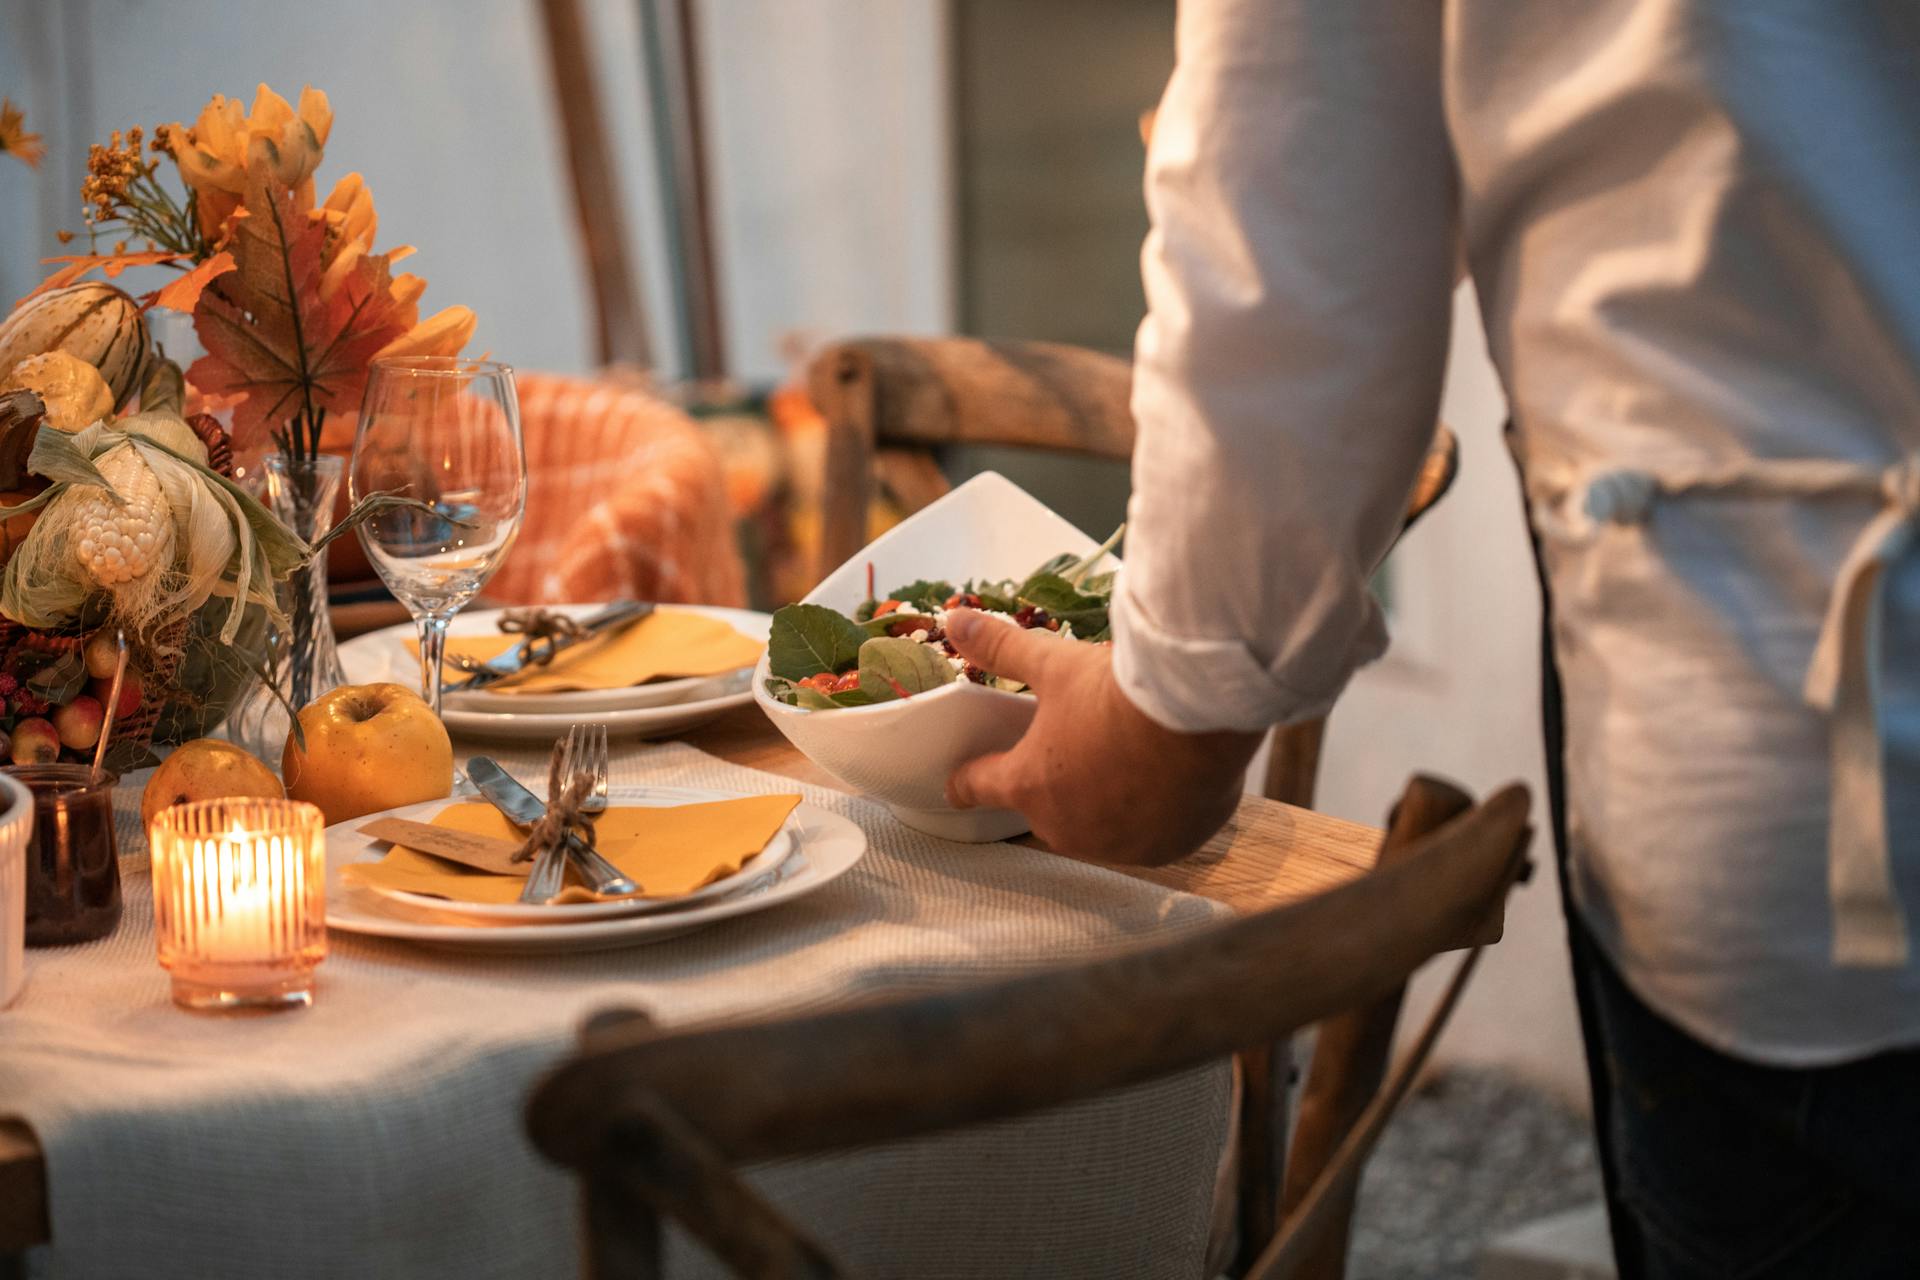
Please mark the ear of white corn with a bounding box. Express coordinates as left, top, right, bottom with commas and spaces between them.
71, 444, 175, 587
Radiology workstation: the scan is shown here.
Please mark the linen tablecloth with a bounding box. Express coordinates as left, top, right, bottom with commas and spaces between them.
1, 742, 1233, 1279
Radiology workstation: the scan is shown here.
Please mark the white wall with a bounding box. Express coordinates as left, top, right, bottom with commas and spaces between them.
0, 0, 951, 384
700, 0, 952, 382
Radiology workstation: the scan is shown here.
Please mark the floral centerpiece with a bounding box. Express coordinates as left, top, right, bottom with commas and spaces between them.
0, 85, 473, 766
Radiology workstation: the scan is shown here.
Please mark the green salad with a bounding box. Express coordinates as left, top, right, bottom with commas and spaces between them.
764, 528, 1121, 710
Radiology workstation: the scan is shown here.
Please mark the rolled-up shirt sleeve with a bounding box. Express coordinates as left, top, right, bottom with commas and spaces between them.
1114, 0, 1458, 733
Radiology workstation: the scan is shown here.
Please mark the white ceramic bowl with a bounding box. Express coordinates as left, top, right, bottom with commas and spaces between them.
753, 472, 1110, 841
0, 771, 34, 1008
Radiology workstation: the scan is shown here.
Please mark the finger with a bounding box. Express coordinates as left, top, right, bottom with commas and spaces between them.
944, 609, 1057, 686
947, 747, 1023, 811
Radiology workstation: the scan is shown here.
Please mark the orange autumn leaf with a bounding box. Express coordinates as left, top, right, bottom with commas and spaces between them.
144, 250, 236, 313
188, 162, 416, 449
19, 249, 186, 305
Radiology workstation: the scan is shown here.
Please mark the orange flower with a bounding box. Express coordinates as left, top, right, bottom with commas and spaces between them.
0, 98, 44, 169
161, 84, 331, 242
314, 172, 384, 302
374, 306, 479, 362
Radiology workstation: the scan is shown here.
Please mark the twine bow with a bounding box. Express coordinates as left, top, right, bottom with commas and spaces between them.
499, 607, 589, 668
510, 740, 600, 865
450, 607, 589, 678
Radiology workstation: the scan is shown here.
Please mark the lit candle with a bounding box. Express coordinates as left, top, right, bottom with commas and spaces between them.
150, 798, 327, 1011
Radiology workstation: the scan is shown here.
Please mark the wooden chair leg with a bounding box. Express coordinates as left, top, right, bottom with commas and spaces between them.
584, 1169, 664, 1280
1230, 1039, 1294, 1276
1276, 778, 1475, 1279
1263, 718, 1327, 810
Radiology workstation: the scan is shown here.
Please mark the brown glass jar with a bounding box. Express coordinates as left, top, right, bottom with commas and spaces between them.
9, 764, 122, 946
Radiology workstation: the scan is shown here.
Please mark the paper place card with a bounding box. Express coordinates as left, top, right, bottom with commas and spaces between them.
357, 817, 529, 877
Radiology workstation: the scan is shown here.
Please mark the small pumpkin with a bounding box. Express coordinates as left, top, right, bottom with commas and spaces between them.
0, 283, 149, 410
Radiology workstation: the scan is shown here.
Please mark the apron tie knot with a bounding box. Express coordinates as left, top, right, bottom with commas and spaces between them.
1583, 468, 1661, 526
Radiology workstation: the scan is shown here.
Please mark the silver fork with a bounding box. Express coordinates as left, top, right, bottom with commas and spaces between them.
563, 723, 635, 895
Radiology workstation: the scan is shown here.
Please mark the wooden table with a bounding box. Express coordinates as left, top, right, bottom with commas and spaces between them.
0, 703, 1387, 1258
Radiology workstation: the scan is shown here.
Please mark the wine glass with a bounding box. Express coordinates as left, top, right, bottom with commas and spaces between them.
349, 357, 527, 722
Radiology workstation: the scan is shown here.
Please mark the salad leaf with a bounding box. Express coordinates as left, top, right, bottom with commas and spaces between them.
857, 635, 960, 701
764, 676, 881, 709
858, 610, 936, 639
767, 603, 868, 680
1016, 572, 1109, 637
1023, 553, 1079, 584
885, 579, 954, 611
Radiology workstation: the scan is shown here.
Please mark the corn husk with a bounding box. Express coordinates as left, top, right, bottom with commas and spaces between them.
0, 415, 303, 651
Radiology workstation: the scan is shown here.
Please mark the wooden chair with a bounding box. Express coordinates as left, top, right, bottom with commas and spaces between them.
528, 775, 1532, 1278
806, 334, 1460, 1272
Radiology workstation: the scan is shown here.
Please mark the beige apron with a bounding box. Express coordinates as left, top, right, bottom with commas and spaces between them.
1531, 453, 1920, 968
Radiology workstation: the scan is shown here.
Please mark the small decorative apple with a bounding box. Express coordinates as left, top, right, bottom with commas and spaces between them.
90, 669, 141, 720
10, 717, 59, 765
83, 630, 121, 680
53, 695, 104, 750
141, 739, 285, 832
283, 682, 453, 825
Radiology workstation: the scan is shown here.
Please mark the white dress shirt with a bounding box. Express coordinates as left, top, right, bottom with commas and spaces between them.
1113, 0, 1920, 1065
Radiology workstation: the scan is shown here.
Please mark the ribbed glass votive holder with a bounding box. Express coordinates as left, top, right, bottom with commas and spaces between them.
150, 798, 327, 1011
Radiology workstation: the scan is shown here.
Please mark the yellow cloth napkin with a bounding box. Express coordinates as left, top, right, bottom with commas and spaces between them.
344, 795, 802, 903
427, 610, 763, 695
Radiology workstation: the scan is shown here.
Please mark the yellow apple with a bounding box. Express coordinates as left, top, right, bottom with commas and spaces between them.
283, 682, 453, 825
142, 739, 286, 832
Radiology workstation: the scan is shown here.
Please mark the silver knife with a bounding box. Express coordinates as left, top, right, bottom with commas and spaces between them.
443, 600, 655, 695
468, 757, 638, 897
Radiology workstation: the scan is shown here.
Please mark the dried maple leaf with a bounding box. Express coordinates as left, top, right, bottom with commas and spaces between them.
189, 162, 414, 451
144, 250, 235, 314
18, 249, 186, 305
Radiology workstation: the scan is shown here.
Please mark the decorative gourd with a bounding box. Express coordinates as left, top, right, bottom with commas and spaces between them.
0, 283, 148, 410
0, 351, 114, 431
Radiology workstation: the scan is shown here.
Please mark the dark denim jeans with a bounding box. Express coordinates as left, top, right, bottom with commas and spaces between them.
1573, 923, 1920, 1279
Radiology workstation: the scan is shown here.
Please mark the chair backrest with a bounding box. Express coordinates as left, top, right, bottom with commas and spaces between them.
805, 335, 1457, 592
526, 776, 1532, 1279
536, 0, 653, 369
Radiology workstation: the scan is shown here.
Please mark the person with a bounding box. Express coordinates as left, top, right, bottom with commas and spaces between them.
941, 2, 1920, 1276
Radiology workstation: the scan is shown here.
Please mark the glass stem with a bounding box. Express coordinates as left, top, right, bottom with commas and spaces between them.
417, 613, 451, 719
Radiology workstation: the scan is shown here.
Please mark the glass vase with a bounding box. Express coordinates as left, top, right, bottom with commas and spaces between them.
224, 455, 349, 761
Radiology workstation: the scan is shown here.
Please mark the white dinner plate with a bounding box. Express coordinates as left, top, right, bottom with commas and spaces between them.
338, 604, 771, 741
325, 798, 866, 953
330, 786, 800, 924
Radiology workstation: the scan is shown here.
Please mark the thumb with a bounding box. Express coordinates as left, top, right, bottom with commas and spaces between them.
945, 609, 1053, 686
947, 747, 1023, 811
